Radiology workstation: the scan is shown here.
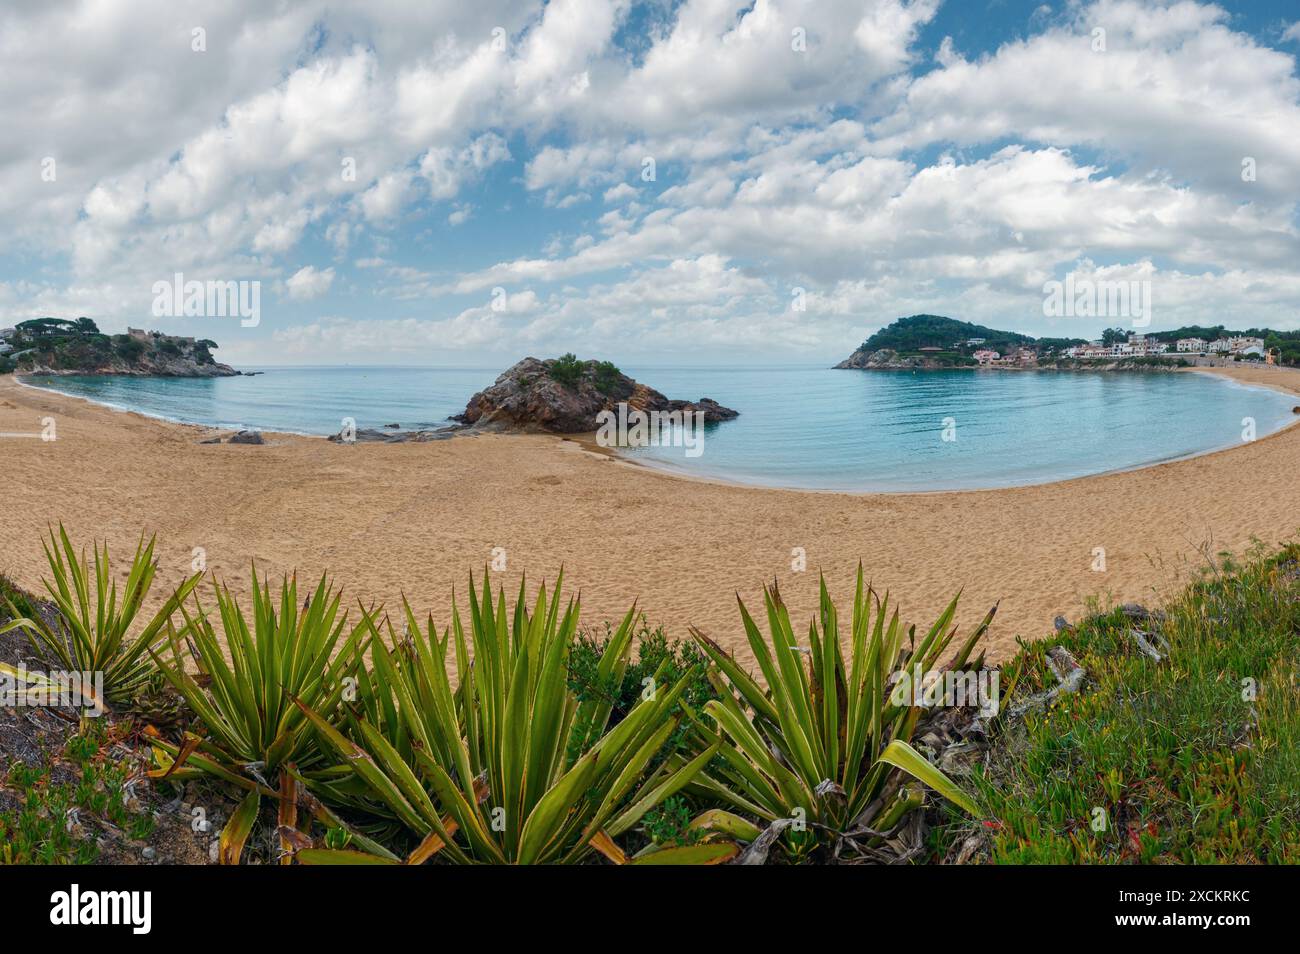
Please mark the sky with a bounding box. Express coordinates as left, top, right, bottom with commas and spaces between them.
1, 0, 1298, 367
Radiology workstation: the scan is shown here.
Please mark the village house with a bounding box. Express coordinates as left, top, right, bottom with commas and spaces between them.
1227, 336, 1265, 356
973, 349, 1000, 365
1176, 337, 1206, 353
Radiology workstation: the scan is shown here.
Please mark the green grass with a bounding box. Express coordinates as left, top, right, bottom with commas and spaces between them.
0, 571, 40, 623
0, 722, 150, 865
947, 542, 1300, 863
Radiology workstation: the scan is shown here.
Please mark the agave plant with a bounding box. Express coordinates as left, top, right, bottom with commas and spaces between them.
296, 573, 731, 865
0, 525, 201, 707
686, 570, 992, 860
148, 570, 374, 863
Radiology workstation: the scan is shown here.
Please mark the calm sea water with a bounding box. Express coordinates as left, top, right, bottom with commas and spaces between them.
21, 366, 1297, 492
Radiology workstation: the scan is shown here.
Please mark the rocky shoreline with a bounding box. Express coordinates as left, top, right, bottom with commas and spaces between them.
19, 362, 242, 377
835, 347, 1190, 373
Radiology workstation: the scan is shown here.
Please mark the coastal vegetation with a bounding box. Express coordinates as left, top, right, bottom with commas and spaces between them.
838, 314, 1300, 369
1, 527, 202, 706
853, 314, 1035, 356
684, 575, 988, 860
2, 527, 1298, 865
547, 352, 622, 394
2, 527, 982, 865
939, 542, 1300, 863
0, 318, 232, 376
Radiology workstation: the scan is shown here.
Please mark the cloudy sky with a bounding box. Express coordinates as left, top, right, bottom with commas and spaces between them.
2, 0, 1298, 367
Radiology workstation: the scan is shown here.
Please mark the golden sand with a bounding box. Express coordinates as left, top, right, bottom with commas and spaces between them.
2, 365, 1298, 665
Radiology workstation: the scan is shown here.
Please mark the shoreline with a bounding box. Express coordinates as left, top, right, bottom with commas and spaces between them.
4, 365, 1300, 666
18, 365, 1300, 497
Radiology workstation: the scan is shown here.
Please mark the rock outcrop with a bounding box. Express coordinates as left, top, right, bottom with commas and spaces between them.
834, 348, 948, 370
454, 357, 738, 433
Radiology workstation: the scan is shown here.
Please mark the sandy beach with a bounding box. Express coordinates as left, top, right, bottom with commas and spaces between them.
2, 365, 1298, 665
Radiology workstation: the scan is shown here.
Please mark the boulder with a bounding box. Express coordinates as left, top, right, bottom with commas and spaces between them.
227, 430, 264, 445
454, 357, 739, 434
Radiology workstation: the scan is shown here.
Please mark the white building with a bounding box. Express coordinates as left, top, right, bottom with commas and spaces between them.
1176, 337, 1206, 353
1228, 336, 1265, 356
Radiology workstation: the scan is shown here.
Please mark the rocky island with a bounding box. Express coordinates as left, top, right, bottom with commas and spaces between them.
0, 318, 238, 377
454, 355, 738, 433
324, 355, 738, 444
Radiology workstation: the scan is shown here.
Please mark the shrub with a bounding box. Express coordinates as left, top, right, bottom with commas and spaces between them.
296, 574, 729, 865
568, 618, 716, 760
0, 526, 202, 707
112, 335, 145, 361
685, 571, 989, 860
548, 352, 585, 389
592, 360, 622, 395
149, 571, 375, 864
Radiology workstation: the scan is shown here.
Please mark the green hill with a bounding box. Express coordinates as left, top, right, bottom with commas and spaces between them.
855, 315, 1035, 354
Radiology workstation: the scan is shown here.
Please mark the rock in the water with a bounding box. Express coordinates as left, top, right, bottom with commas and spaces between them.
227, 430, 264, 445
454, 356, 739, 433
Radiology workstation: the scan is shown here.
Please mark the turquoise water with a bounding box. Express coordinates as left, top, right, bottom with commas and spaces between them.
21, 366, 1297, 492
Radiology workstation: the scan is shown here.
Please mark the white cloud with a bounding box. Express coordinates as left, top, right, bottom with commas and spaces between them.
286, 265, 336, 300
0, 0, 1298, 357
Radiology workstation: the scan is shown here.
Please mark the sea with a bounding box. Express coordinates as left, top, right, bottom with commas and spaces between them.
20, 365, 1298, 493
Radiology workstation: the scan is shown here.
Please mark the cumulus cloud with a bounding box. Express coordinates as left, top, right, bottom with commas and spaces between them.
0, 0, 1297, 355
285, 265, 336, 300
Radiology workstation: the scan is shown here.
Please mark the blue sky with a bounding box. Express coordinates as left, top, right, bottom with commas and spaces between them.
1, 0, 1298, 367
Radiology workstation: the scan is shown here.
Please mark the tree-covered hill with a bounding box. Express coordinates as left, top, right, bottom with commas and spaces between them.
853, 315, 1036, 354
0, 318, 237, 377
